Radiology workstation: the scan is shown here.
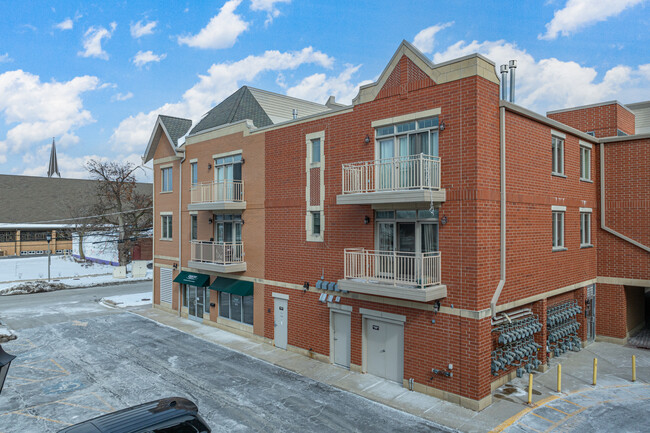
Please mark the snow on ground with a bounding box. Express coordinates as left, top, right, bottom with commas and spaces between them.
0, 255, 152, 295
100, 292, 152, 308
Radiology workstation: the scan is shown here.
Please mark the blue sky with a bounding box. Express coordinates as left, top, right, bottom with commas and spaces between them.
0, 0, 649, 180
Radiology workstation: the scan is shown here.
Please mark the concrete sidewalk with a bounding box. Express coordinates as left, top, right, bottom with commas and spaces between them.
131, 306, 650, 433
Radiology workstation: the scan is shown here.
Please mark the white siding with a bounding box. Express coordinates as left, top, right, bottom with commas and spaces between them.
160, 268, 173, 304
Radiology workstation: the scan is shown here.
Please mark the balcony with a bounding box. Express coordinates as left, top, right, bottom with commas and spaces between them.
338, 248, 446, 302
336, 154, 445, 206
188, 180, 245, 211
188, 240, 247, 273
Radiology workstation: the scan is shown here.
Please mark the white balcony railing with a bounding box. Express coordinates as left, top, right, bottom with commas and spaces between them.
190, 180, 244, 204
343, 248, 441, 289
191, 240, 244, 265
342, 154, 441, 194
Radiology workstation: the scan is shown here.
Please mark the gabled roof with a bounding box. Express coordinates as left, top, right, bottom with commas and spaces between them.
143, 115, 192, 163
189, 86, 333, 136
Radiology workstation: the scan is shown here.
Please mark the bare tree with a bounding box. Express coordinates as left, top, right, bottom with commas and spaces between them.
86, 159, 152, 266
64, 200, 95, 261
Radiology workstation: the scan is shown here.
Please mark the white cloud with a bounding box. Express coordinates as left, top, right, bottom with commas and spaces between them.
132, 50, 167, 68
110, 47, 334, 153
287, 64, 373, 105
130, 20, 157, 38
0, 53, 12, 63
0, 70, 99, 161
250, 0, 291, 25
78, 22, 117, 59
55, 18, 73, 31
433, 39, 650, 113
112, 92, 134, 102
540, 0, 646, 40
178, 0, 248, 49
412, 22, 453, 54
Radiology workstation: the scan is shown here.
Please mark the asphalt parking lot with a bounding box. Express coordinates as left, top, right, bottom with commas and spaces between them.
0, 312, 448, 432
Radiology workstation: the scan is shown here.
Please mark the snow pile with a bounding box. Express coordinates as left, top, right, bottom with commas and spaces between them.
0, 255, 115, 282
0, 324, 16, 343
100, 292, 152, 308
0, 281, 68, 296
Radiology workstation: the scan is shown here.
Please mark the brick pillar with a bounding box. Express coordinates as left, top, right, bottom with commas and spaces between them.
532, 298, 548, 365
596, 283, 627, 340
16, 230, 21, 256
52, 230, 57, 251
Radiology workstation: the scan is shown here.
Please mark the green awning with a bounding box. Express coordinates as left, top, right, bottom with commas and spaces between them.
173, 271, 210, 287
209, 277, 254, 297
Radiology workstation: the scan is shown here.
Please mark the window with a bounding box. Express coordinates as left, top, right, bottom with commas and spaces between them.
57, 230, 72, 241
581, 211, 592, 247
580, 144, 591, 180
190, 162, 198, 185
311, 138, 321, 163
161, 215, 173, 240
552, 136, 564, 175
0, 231, 16, 242
218, 292, 253, 325
161, 167, 173, 192
214, 214, 242, 243
20, 231, 48, 242
214, 154, 242, 201
552, 211, 565, 249
375, 116, 439, 158
190, 215, 197, 240
312, 212, 321, 236
375, 209, 439, 253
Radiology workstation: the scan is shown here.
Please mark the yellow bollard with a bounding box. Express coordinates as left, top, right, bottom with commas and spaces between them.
593, 358, 597, 386
528, 373, 533, 405
632, 355, 636, 382
557, 363, 562, 393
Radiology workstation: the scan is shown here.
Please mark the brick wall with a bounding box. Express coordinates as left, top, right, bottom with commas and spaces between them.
547, 102, 635, 138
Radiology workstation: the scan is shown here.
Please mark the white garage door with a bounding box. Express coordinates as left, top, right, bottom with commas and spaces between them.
160, 268, 173, 304
366, 318, 404, 383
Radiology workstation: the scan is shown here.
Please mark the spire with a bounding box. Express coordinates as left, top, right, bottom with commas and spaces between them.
47, 137, 60, 178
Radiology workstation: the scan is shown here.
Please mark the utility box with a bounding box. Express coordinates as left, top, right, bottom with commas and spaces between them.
132, 260, 148, 278
113, 265, 127, 279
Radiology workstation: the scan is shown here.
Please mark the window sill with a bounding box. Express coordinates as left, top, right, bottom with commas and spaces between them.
552, 247, 567, 252
160, 190, 173, 194
580, 178, 593, 183
580, 244, 594, 249
159, 238, 173, 242
551, 173, 567, 178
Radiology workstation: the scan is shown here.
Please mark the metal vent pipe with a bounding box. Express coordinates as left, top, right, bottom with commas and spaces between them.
500, 65, 508, 100
292, 108, 298, 119
508, 60, 517, 103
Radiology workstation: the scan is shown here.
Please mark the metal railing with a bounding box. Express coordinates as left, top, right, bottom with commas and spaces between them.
341, 154, 441, 194
190, 240, 244, 264
190, 180, 244, 204
343, 248, 441, 289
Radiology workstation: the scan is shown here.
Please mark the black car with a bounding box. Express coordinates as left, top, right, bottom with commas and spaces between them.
57, 397, 210, 433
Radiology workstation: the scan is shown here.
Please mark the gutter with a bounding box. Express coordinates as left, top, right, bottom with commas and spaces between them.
600, 142, 650, 253
491, 106, 507, 317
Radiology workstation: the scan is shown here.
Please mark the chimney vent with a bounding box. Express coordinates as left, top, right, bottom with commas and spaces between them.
500, 65, 508, 100
292, 108, 298, 119
508, 60, 517, 103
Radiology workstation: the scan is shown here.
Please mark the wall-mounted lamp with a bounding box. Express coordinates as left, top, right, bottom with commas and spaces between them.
433, 300, 441, 313
303, 282, 309, 293
173, 263, 178, 270
208, 163, 212, 170
241, 158, 245, 164
241, 220, 245, 225
364, 216, 370, 225
440, 215, 448, 226
364, 134, 371, 144
439, 121, 446, 131
208, 218, 213, 224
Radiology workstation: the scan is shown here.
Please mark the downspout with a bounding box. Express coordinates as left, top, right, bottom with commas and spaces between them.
491, 106, 507, 317
178, 151, 186, 317
600, 142, 650, 252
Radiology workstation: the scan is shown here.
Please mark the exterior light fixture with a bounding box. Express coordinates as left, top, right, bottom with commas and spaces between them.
303, 282, 309, 292
433, 300, 441, 313
364, 216, 370, 224
208, 218, 213, 224
208, 163, 212, 170
364, 135, 370, 144
173, 263, 178, 270
0, 345, 16, 395
441, 215, 448, 226
439, 121, 446, 131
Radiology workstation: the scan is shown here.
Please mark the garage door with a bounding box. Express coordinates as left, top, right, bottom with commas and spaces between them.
366, 318, 404, 383
160, 268, 173, 304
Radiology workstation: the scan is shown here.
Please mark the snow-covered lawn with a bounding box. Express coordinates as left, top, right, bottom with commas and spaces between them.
100, 292, 152, 308
0, 255, 152, 295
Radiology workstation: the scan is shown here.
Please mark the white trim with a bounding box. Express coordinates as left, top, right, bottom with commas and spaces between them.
580, 207, 592, 213
371, 108, 442, 128
579, 140, 593, 149
189, 210, 198, 215
551, 129, 566, 139
306, 131, 325, 242
160, 211, 173, 216
189, 158, 198, 163
359, 307, 406, 323
160, 162, 174, 169
213, 149, 243, 159
272, 292, 289, 300
551, 205, 566, 211
328, 303, 353, 312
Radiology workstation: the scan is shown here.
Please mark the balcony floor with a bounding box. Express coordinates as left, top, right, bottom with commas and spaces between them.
336, 189, 445, 206
188, 260, 247, 274
337, 278, 447, 302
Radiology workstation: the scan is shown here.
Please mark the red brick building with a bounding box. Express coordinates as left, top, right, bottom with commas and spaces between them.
143, 41, 650, 410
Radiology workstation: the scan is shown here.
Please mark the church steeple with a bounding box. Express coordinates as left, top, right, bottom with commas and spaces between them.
47, 137, 60, 178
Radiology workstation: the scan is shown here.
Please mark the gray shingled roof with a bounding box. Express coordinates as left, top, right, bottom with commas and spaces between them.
159, 115, 193, 147
190, 86, 333, 136
0, 175, 152, 225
